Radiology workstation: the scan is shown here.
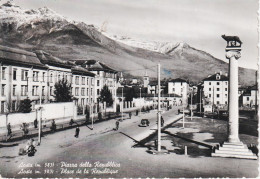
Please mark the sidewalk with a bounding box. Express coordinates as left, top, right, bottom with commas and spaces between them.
0, 108, 181, 143
0, 112, 119, 142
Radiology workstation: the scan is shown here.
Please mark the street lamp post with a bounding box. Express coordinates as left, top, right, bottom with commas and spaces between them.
191, 87, 193, 121
38, 81, 43, 145
139, 87, 142, 112
200, 88, 202, 114
182, 89, 185, 128
122, 87, 124, 121
91, 102, 93, 129
157, 63, 161, 152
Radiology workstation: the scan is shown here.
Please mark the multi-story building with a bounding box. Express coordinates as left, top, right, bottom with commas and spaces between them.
35, 51, 96, 107
203, 72, 229, 106
0, 45, 96, 114
76, 60, 118, 105
168, 78, 189, 104
242, 85, 258, 107
71, 66, 95, 106
0, 46, 48, 113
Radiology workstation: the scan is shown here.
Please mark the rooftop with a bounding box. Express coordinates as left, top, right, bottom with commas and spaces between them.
169, 78, 187, 83
75, 60, 117, 73
203, 73, 228, 81
71, 66, 95, 77
0, 45, 46, 68
35, 50, 74, 68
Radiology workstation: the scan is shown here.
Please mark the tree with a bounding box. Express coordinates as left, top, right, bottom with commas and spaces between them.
54, 78, 73, 102
98, 85, 113, 107
125, 87, 136, 101
20, 98, 32, 113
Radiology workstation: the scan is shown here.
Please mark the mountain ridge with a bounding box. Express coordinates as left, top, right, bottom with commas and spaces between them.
0, 2, 256, 86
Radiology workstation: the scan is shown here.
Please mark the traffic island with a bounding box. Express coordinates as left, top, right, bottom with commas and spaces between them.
147, 148, 169, 155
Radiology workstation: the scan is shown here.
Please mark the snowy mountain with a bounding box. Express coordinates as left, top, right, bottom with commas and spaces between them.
107, 34, 188, 54
0, 1, 256, 85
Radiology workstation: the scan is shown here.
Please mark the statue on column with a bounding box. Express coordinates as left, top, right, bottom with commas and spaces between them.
221, 34, 242, 49
211, 35, 257, 159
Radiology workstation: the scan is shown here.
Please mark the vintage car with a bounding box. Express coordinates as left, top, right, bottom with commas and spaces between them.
138, 119, 150, 127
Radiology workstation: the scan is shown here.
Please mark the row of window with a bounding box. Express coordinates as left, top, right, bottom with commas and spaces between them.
208, 81, 228, 86
172, 88, 184, 92
1, 67, 95, 85
1, 84, 46, 96
1, 84, 96, 97
215, 101, 228, 105
73, 87, 93, 96
74, 76, 94, 86
170, 82, 186, 86
208, 87, 228, 92
208, 93, 228, 98
79, 98, 94, 106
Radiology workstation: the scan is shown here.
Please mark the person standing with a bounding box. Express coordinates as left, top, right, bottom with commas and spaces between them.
115, 120, 120, 131
75, 127, 80, 138
51, 120, 56, 132
129, 112, 132, 119
6, 122, 12, 140
161, 116, 164, 127
34, 119, 38, 128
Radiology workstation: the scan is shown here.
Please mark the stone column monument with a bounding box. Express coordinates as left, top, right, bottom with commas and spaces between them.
212, 35, 257, 159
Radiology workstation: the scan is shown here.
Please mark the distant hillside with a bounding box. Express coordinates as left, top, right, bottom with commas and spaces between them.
0, 1, 256, 86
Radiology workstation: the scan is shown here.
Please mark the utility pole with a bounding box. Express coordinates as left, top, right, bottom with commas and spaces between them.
212, 86, 215, 113
157, 63, 161, 152
139, 87, 142, 112
38, 81, 42, 145
182, 88, 185, 128
191, 87, 193, 120
91, 102, 93, 129
200, 88, 202, 115
122, 87, 123, 121
255, 71, 257, 116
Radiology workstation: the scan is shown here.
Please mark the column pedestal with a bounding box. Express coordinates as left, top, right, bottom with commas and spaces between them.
212, 142, 257, 159
211, 49, 257, 160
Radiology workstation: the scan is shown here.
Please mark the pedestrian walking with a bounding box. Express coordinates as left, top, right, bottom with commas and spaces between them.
34, 118, 38, 128
74, 126, 80, 138
136, 110, 139, 116
129, 112, 132, 119
50, 119, 56, 132
115, 120, 120, 130
7, 123, 12, 136
85, 111, 89, 123
161, 116, 164, 127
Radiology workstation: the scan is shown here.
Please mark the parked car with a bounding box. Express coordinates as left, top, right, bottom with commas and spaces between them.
138, 119, 150, 127
179, 108, 190, 114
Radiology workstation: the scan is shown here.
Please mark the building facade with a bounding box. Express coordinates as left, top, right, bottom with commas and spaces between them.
0, 46, 96, 114
242, 85, 258, 107
76, 60, 118, 106
203, 72, 229, 106
0, 46, 48, 113
168, 78, 189, 104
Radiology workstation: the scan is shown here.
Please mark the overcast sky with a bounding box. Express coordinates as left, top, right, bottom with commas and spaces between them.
5, 0, 259, 69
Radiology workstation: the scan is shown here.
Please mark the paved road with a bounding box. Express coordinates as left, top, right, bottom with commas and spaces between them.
0, 107, 258, 178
